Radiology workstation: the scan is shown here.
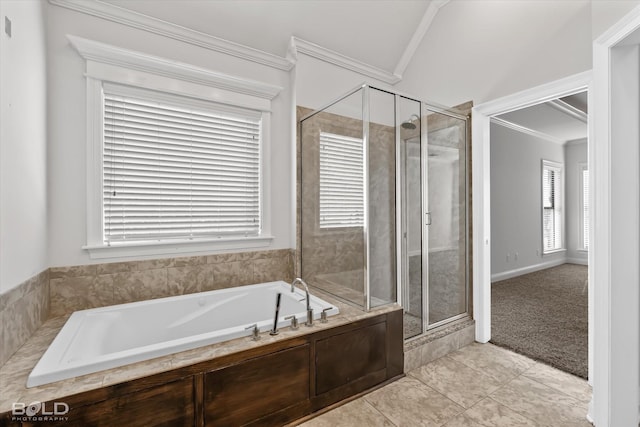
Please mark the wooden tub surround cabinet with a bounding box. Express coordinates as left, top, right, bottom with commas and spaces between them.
0, 309, 403, 427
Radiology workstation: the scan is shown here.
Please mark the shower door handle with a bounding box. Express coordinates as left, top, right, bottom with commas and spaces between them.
425, 212, 432, 225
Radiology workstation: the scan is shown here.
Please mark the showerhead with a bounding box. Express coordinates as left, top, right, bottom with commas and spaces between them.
401, 114, 420, 130
401, 121, 416, 130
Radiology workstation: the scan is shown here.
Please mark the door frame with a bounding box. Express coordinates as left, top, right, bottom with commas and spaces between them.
471, 70, 591, 344
591, 6, 640, 425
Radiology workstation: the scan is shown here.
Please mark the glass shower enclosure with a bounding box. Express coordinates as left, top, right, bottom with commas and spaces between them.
299, 84, 469, 339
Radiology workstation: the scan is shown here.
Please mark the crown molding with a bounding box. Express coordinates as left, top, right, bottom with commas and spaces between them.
491, 116, 566, 145
393, 0, 449, 78
52, 0, 411, 85
49, 0, 295, 71
547, 99, 588, 123
67, 35, 282, 100
288, 36, 401, 85
475, 71, 591, 116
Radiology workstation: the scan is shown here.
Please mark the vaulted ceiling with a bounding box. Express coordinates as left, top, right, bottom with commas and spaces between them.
97, 0, 588, 140
100, 0, 435, 73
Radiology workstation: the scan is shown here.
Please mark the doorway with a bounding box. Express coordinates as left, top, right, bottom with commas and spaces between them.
488, 92, 589, 378
470, 70, 591, 365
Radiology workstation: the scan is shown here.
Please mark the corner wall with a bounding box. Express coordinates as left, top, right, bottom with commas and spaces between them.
490, 123, 565, 281
0, 0, 49, 294
0, 0, 50, 365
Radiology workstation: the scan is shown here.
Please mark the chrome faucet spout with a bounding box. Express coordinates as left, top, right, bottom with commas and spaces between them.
291, 278, 314, 326
291, 278, 311, 311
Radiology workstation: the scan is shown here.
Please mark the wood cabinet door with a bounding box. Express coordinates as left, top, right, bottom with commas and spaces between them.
204, 345, 310, 426
47, 377, 195, 427
315, 321, 387, 397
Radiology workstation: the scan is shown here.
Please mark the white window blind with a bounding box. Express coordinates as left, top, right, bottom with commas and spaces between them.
103, 88, 261, 244
319, 132, 364, 228
542, 161, 563, 253
582, 166, 589, 250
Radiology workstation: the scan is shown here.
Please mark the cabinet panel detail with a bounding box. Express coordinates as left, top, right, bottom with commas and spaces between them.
315, 322, 387, 395
204, 345, 310, 426
62, 377, 193, 427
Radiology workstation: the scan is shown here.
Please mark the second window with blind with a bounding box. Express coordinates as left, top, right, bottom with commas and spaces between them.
318, 131, 364, 229
579, 163, 589, 251
542, 159, 564, 254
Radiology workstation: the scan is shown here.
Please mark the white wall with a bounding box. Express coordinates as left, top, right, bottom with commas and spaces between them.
396, 0, 592, 107
44, 2, 294, 267
295, 54, 394, 111
0, 0, 48, 293
490, 123, 565, 280
564, 140, 588, 264
592, 0, 640, 40
16, 0, 638, 273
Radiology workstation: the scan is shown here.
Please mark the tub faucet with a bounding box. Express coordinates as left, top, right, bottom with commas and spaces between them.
291, 278, 313, 326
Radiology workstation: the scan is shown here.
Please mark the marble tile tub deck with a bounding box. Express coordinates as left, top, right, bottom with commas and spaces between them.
298, 343, 593, 427
0, 289, 400, 415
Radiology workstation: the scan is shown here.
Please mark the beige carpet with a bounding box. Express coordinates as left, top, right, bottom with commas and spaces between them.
491, 263, 588, 379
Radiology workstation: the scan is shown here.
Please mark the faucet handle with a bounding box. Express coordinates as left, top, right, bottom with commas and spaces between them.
244, 323, 260, 341
321, 307, 333, 323
284, 315, 299, 330
306, 308, 314, 327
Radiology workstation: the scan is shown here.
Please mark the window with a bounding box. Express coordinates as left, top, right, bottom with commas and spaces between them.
542, 160, 564, 253
319, 132, 364, 228
580, 163, 589, 250
69, 35, 280, 258
103, 84, 261, 244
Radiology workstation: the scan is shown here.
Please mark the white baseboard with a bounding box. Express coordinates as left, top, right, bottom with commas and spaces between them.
491, 258, 567, 282
566, 257, 588, 266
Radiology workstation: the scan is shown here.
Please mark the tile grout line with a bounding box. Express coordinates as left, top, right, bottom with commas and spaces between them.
483, 395, 541, 427
405, 366, 479, 417
486, 371, 591, 426
483, 372, 547, 424
521, 371, 591, 407
361, 397, 400, 427
445, 346, 536, 385
439, 395, 538, 427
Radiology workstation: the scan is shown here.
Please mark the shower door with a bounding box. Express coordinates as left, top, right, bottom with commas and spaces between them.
400, 102, 468, 338
424, 107, 468, 328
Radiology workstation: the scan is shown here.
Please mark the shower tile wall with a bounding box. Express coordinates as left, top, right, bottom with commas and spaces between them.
368, 116, 397, 304
298, 106, 396, 306
0, 270, 49, 366
299, 107, 365, 300
48, 249, 294, 317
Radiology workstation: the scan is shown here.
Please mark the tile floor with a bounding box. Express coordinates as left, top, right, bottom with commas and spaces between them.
299, 343, 592, 427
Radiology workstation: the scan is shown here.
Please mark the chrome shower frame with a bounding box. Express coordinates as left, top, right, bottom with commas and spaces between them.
300, 83, 471, 338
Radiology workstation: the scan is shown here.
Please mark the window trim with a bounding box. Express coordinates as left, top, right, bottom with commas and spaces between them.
541, 159, 565, 255
579, 162, 589, 252
71, 36, 280, 259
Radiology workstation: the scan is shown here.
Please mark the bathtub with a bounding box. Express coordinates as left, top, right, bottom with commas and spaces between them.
27, 281, 339, 388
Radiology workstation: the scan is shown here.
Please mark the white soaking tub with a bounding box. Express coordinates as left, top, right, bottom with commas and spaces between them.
27, 281, 339, 388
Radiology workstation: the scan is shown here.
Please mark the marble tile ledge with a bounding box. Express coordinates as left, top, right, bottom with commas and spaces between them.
0, 289, 401, 415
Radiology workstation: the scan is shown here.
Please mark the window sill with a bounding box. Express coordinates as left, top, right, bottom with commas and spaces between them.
542, 248, 567, 256
577, 248, 589, 253
83, 235, 274, 260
